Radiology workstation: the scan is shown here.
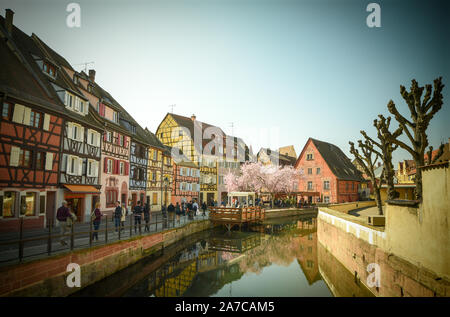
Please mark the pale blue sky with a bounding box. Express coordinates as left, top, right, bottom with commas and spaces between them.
1, 0, 449, 164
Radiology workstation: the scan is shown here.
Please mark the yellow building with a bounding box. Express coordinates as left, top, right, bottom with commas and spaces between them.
156, 113, 223, 204
144, 128, 172, 211
380, 184, 416, 203
397, 160, 416, 184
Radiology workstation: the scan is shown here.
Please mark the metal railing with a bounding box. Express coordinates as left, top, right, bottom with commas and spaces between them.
0, 211, 209, 265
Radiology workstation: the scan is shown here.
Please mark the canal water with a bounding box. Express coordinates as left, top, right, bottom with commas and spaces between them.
72, 215, 373, 297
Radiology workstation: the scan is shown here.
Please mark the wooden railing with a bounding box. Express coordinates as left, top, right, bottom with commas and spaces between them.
209, 206, 265, 223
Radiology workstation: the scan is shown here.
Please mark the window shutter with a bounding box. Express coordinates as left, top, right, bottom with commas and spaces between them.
79, 126, 84, 142
23, 107, 31, 125
67, 122, 73, 139
74, 97, 79, 111
94, 161, 99, 177
12, 104, 25, 124
45, 152, 53, 170
76, 157, 82, 176
104, 157, 108, 173
43, 114, 50, 131
103, 131, 107, 142
180, 183, 183, 191
67, 156, 72, 175
9, 146, 20, 166
84, 101, 89, 114
125, 162, 129, 175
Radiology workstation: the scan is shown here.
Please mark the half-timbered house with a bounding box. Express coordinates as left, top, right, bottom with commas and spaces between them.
0, 12, 63, 231
3, 14, 104, 223
73, 70, 132, 217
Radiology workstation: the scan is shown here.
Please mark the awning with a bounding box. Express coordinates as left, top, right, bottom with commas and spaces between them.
64, 184, 101, 194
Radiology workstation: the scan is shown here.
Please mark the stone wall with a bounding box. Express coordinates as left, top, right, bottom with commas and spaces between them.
0, 219, 212, 297
318, 212, 449, 297
328, 201, 376, 214
385, 164, 449, 279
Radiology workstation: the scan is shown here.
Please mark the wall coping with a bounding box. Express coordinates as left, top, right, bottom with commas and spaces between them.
386, 199, 420, 208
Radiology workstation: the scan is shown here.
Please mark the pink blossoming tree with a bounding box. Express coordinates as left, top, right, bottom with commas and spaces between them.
224, 162, 303, 206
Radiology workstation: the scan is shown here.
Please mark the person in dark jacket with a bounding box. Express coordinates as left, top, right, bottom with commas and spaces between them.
114, 201, 122, 232
202, 202, 207, 216
167, 202, 175, 221
143, 203, 150, 232
92, 202, 103, 241
56, 200, 72, 246
175, 202, 181, 223
133, 201, 143, 233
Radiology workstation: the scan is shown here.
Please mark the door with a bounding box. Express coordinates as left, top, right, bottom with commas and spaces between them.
67, 198, 83, 222
46, 191, 56, 227
207, 193, 214, 205
121, 194, 127, 205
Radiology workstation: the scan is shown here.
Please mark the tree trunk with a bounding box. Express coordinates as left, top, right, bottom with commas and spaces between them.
385, 166, 396, 200
373, 186, 383, 215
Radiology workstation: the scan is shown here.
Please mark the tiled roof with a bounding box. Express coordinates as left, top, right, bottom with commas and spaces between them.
310, 138, 364, 181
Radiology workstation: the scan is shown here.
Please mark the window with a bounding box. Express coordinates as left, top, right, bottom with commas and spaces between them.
179, 130, 183, 137
324, 196, 330, 204
324, 181, 330, 190
152, 172, 156, 181
120, 162, 124, 175
29, 110, 42, 128
1, 192, 16, 217
43, 62, 56, 77
18, 149, 32, 168
80, 100, 84, 113
160, 133, 163, 138
88, 85, 93, 93
106, 131, 112, 143
153, 150, 157, 161
2, 102, 12, 120
87, 160, 98, 177
73, 75, 79, 84
20, 192, 36, 216
152, 193, 158, 205
316, 168, 320, 174
306, 153, 314, 161
107, 159, 113, 174
36, 152, 45, 170
307, 181, 313, 190
119, 135, 124, 147
308, 168, 312, 175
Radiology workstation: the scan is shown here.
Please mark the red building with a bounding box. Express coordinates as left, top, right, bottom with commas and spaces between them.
295, 138, 363, 204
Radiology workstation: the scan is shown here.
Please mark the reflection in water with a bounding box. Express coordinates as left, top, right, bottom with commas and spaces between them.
73, 216, 349, 297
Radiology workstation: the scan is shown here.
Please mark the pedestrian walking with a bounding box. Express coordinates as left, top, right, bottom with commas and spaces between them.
144, 203, 150, 232
202, 201, 207, 216
91, 202, 103, 241
114, 201, 122, 232
192, 200, 199, 217
56, 200, 76, 246
133, 201, 143, 233
168, 202, 175, 221
121, 203, 127, 230
175, 202, 181, 223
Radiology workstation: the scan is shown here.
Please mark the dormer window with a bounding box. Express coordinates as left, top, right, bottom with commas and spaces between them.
73, 75, 79, 84
43, 62, 56, 77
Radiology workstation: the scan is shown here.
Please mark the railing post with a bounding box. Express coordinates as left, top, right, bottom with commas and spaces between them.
130, 214, 132, 237
19, 217, 24, 262
118, 217, 121, 240
105, 215, 108, 244
47, 219, 52, 255
70, 222, 74, 250
139, 215, 142, 235
89, 217, 93, 247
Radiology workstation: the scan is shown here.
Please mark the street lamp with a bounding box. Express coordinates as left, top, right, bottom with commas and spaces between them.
164, 177, 169, 207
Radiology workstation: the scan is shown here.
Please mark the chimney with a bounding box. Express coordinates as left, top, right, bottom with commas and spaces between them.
191, 114, 196, 121
378, 162, 381, 167
5, 9, 14, 35
89, 69, 96, 82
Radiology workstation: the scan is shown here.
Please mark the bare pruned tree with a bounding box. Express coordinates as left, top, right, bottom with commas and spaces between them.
360, 115, 399, 200
349, 140, 384, 215
378, 77, 445, 201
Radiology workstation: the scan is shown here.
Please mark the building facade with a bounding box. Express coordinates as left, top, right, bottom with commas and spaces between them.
172, 155, 200, 205
295, 138, 363, 204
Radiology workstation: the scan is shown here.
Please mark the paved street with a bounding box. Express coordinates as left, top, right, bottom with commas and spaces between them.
0, 211, 210, 266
